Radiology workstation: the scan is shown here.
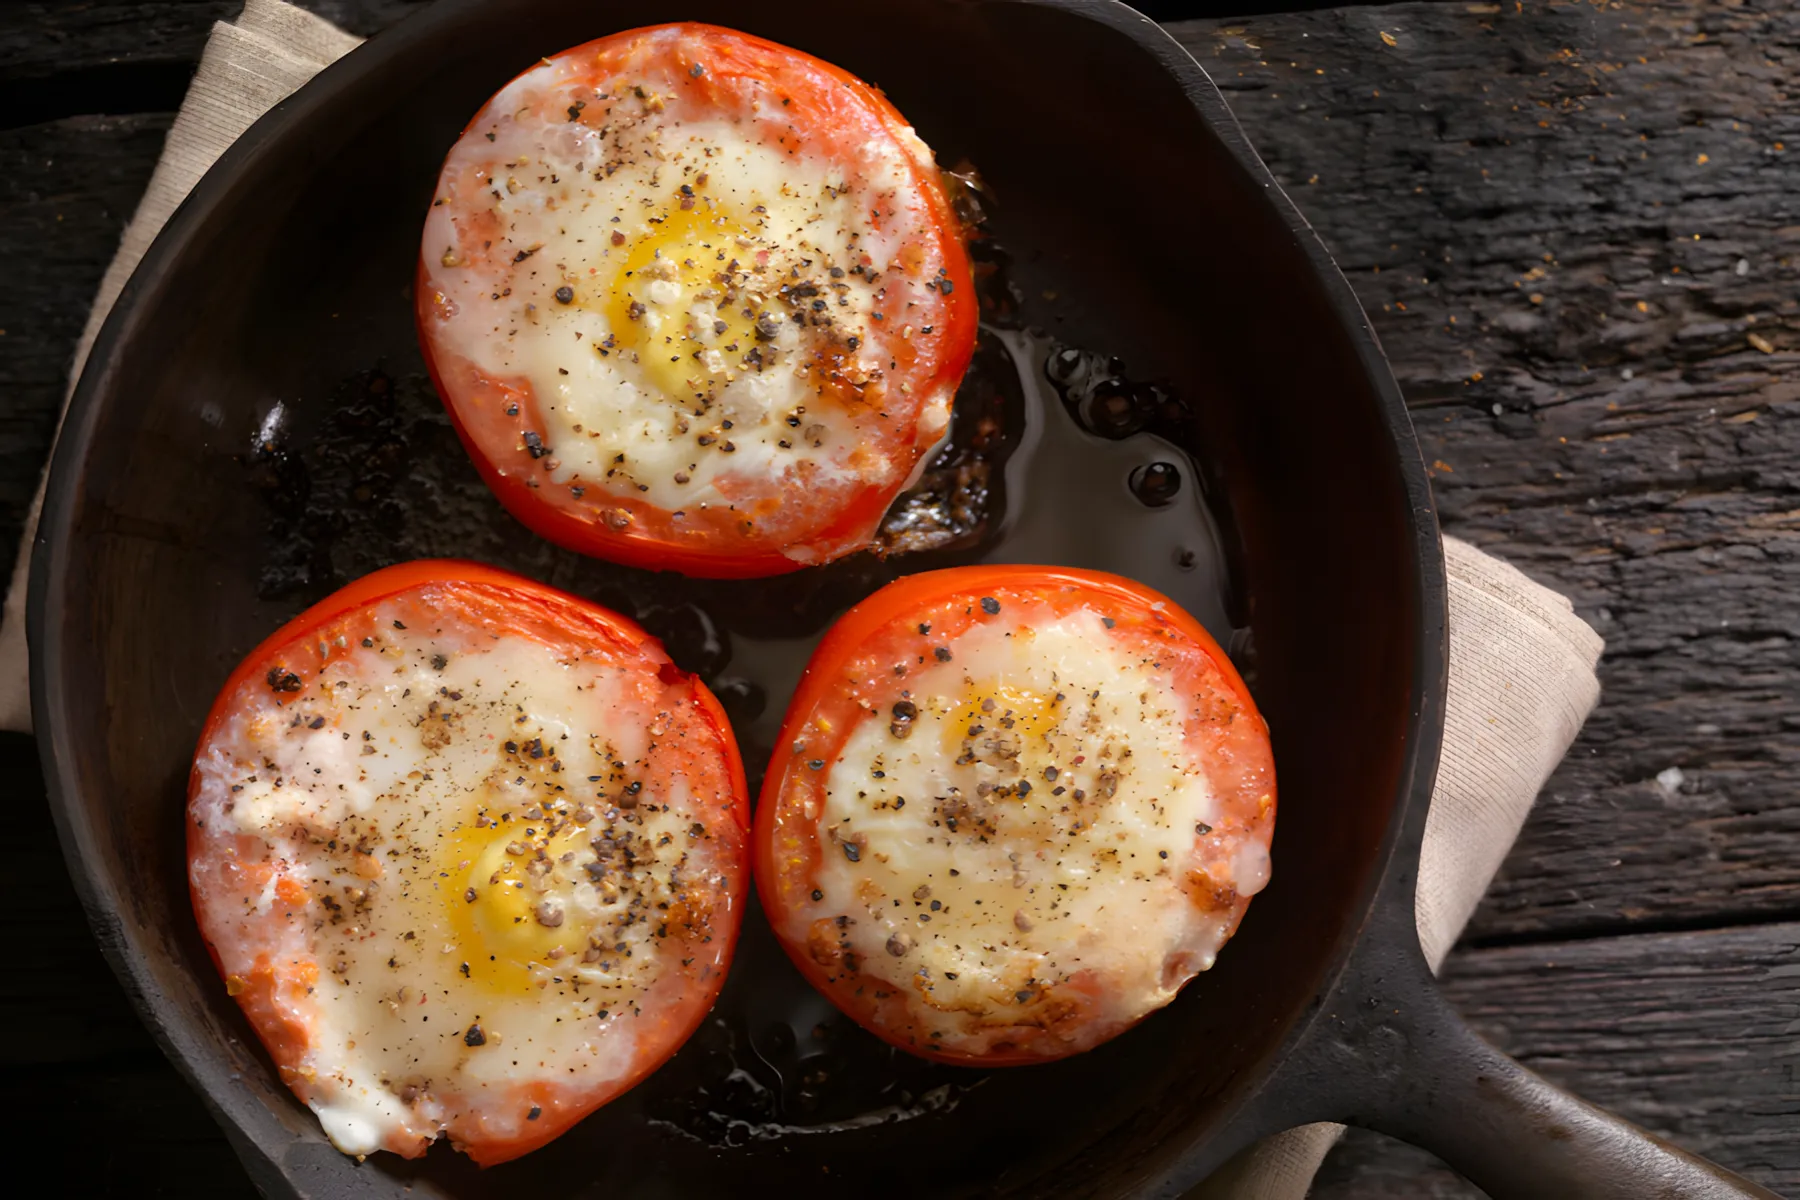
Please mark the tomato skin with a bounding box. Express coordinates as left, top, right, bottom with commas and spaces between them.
753, 566, 1273, 1066
187, 561, 750, 1164
415, 24, 977, 579
190, 560, 749, 785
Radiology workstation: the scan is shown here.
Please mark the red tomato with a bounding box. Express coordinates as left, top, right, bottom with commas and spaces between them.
187, 561, 749, 1164
416, 25, 977, 578
754, 566, 1276, 1065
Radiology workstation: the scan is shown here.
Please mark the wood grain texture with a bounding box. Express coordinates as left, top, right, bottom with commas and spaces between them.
1169, 0, 1800, 943
0, 0, 433, 572
0, 114, 169, 562
16, 686, 1794, 1195
5, 0, 1793, 944
0, 0, 424, 79
1, 1, 236, 80
1447, 922, 1800, 1190
1315, 920, 1800, 1196
2, 0, 1797, 1197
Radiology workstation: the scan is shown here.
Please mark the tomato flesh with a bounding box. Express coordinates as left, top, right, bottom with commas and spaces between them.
753, 566, 1276, 1065
416, 25, 977, 577
187, 561, 749, 1163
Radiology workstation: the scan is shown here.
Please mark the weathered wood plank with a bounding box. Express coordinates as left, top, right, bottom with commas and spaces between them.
1169, 0, 1800, 942
3, 0, 1798, 1196
0, 1, 426, 78
0, 114, 169, 564
0, 1, 427, 565
0, 1, 234, 79
8, 0, 1795, 946
1319, 920, 1800, 1195
1449, 920, 1800, 1189
18, 700, 1797, 1198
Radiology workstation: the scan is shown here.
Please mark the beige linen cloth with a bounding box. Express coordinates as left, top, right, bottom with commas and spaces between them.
0, 2, 1605, 1193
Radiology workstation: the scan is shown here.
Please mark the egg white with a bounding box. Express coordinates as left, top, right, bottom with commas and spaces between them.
188, 606, 725, 1156
421, 42, 952, 529
793, 609, 1269, 1057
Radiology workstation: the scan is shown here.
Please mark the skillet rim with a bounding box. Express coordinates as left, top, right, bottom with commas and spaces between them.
27, 0, 1449, 1191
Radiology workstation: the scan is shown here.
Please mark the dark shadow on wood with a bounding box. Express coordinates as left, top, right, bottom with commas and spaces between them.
1462, 905, 1800, 951
0, 62, 199, 131
0, 2, 1437, 127
3, 0, 1798, 1195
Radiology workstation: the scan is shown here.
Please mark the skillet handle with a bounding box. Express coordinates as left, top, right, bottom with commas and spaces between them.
1317, 969, 1782, 1199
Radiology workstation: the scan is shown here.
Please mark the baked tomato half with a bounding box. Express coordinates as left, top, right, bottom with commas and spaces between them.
417, 24, 977, 578
186, 561, 749, 1164
754, 566, 1275, 1065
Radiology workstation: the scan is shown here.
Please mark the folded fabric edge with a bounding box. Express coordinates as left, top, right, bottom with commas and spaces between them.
1188, 1126, 1348, 1200
234, 0, 364, 65
0, 5, 366, 733
0, 13, 1610, 1200
1443, 535, 1603, 669
1189, 543, 1603, 1197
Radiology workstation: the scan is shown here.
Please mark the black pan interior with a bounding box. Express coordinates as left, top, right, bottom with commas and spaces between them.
34, 1, 1422, 1195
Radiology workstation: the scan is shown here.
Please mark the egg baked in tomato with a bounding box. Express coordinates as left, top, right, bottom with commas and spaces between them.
186, 561, 748, 1164
417, 24, 976, 578
754, 566, 1275, 1065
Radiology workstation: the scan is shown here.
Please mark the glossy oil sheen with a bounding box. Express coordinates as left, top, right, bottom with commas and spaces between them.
205, 169, 1247, 1170
32, 2, 1428, 1197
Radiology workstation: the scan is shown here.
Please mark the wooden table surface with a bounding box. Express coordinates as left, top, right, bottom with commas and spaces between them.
3, 1, 1796, 1195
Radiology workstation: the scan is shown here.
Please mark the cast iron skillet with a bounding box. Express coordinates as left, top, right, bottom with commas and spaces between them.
29, 1, 1778, 1197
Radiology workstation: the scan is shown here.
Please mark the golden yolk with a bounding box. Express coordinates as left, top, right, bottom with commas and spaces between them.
941, 682, 1061, 763
604, 203, 761, 403
440, 819, 589, 996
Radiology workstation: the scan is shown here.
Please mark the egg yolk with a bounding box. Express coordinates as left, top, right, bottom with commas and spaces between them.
441, 818, 590, 995
604, 203, 762, 404
940, 682, 1062, 764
